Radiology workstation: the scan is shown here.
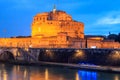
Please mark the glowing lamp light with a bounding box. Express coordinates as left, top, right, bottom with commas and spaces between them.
74, 50, 84, 59
45, 50, 54, 58
110, 50, 120, 61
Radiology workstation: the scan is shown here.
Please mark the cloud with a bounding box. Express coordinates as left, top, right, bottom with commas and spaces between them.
96, 11, 120, 25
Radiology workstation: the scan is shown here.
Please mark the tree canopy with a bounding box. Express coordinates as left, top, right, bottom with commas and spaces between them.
107, 33, 120, 42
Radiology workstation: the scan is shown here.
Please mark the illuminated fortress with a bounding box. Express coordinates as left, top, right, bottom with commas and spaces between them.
32, 8, 84, 38
0, 8, 120, 48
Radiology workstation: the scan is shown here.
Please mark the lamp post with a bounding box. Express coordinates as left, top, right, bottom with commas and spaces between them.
85, 38, 88, 48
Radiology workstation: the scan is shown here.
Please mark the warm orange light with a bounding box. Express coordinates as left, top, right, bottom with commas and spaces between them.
45, 50, 54, 58
23, 69, 27, 79
88, 37, 104, 40
74, 50, 84, 59
109, 50, 120, 61
45, 68, 48, 80
3, 71, 7, 80
75, 72, 79, 80
114, 75, 119, 80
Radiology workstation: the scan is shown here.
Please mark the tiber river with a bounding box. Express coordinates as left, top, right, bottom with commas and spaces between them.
0, 63, 120, 80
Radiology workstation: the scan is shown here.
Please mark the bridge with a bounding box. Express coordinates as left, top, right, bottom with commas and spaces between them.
0, 47, 120, 66
0, 47, 38, 62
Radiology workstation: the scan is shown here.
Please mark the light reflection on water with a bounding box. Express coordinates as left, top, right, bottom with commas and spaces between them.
0, 64, 120, 80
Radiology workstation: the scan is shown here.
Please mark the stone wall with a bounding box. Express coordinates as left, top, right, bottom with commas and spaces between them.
0, 37, 120, 49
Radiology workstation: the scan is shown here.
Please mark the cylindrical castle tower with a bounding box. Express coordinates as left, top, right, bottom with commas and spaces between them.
31, 7, 84, 38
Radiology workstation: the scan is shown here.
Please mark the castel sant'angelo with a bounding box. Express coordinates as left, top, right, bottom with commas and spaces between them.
0, 7, 120, 48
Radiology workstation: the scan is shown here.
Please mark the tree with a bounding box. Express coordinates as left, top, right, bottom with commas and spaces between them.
107, 33, 120, 43
107, 34, 118, 42
117, 33, 120, 42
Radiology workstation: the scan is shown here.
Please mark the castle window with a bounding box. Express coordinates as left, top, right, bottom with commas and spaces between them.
43, 17, 45, 22
36, 17, 38, 21
43, 17, 45, 20
47, 17, 49, 20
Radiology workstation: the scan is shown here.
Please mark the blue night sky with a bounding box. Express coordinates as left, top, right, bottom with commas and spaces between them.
0, 0, 120, 37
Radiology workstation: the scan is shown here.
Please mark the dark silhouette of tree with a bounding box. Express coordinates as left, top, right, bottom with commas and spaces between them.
118, 33, 120, 42
107, 33, 120, 43
108, 34, 118, 41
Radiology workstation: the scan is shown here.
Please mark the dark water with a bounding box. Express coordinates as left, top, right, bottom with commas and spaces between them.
0, 64, 120, 80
